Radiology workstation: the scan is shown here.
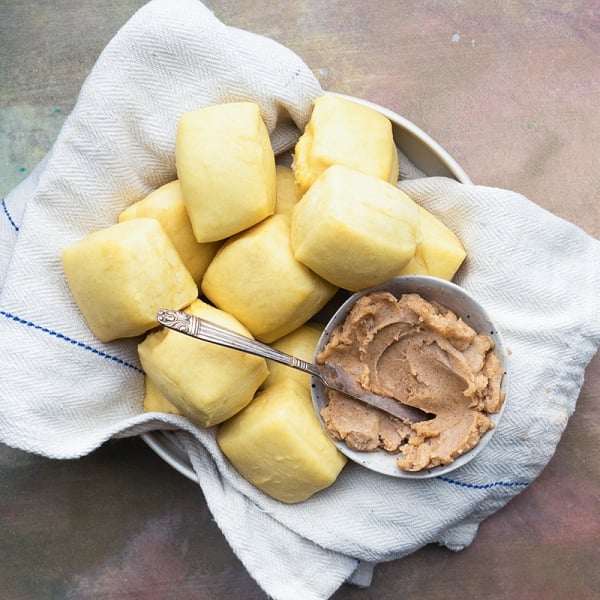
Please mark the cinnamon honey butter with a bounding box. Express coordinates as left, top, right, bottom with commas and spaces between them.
317, 291, 505, 472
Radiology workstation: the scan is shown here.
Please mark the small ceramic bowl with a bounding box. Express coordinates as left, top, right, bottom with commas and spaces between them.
311, 275, 510, 479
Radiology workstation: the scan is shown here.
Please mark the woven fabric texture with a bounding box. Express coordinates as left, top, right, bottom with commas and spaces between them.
1, 2, 599, 598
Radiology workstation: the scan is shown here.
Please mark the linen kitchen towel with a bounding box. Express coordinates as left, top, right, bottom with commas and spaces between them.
1, 1, 599, 598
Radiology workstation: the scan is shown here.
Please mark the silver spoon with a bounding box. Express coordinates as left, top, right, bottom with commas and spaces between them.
156, 308, 430, 424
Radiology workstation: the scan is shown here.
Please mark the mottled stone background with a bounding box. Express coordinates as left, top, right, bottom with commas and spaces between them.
1, 1, 598, 599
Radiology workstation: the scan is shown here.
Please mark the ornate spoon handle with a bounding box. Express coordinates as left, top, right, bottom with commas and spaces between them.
156, 308, 430, 423
156, 309, 320, 376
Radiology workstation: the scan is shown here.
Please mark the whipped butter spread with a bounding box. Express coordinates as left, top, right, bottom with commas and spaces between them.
317, 291, 505, 471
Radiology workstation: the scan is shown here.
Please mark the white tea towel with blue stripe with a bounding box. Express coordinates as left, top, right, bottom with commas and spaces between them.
1, 1, 599, 599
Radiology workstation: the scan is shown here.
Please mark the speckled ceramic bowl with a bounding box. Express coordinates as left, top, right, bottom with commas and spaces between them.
143, 97, 474, 483
311, 275, 510, 479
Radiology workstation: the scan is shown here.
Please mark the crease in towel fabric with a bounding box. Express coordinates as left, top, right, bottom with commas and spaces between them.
1, 1, 599, 599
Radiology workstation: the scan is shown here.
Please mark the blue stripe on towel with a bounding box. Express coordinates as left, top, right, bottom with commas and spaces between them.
0, 309, 143, 373
438, 475, 529, 490
1, 198, 19, 232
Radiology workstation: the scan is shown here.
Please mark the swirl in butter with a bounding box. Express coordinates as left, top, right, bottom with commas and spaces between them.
317, 291, 505, 471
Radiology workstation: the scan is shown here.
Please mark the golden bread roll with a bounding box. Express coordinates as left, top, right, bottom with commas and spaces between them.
118, 180, 221, 285
176, 101, 276, 242
143, 375, 182, 416
398, 205, 466, 280
62, 218, 198, 342
291, 165, 420, 291
217, 378, 346, 503
274, 164, 298, 215
201, 214, 337, 343
293, 95, 398, 196
263, 322, 324, 390
138, 299, 269, 428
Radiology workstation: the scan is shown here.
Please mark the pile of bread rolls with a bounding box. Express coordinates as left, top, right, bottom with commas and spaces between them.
62, 95, 466, 502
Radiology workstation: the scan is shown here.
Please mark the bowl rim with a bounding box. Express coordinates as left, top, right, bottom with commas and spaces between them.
142, 96, 473, 483
310, 275, 510, 479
